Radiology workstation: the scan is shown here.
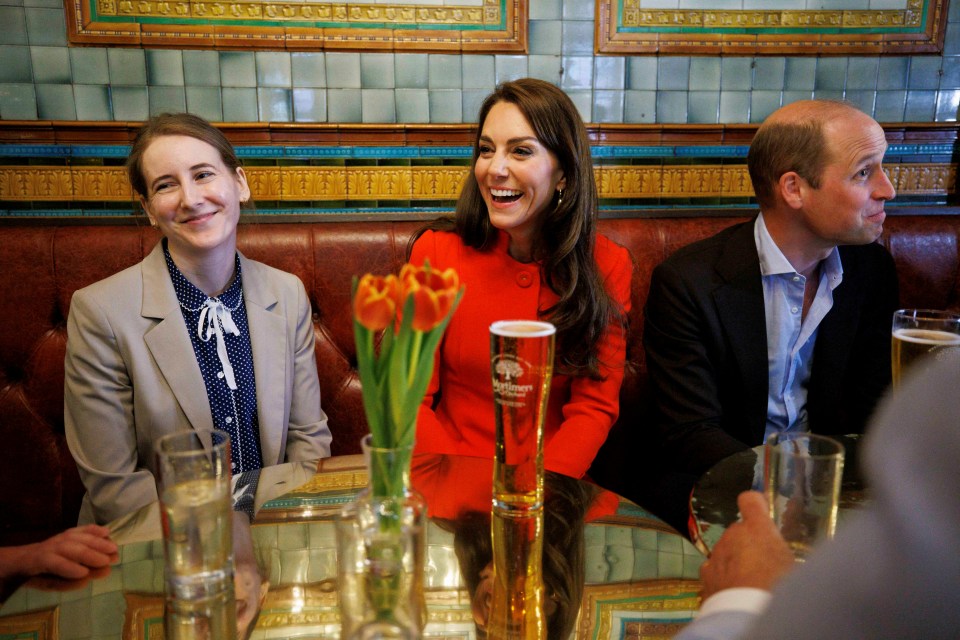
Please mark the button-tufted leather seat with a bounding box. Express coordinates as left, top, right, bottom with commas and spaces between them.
0, 215, 957, 545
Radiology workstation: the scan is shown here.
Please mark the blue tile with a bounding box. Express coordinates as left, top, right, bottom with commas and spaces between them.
461, 55, 494, 90
36, 84, 75, 119
529, 20, 561, 56
752, 57, 784, 90
146, 49, 184, 86
843, 91, 876, 117
658, 57, 690, 91
721, 58, 752, 91
292, 52, 326, 88
221, 87, 258, 122
877, 57, 908, 90
183, 50, 220, 87
257, 87, 292, 122
292, 88, 326, 123
623, 90, 656, 123
24, 7, 65, 46
688, 91, 719, 123
904, 90, 937, 120
719, 91, 750, 123
935, 90, 960, 121
148, 86, 186, 116
812, 89, 844, 101
561, 20, 593, 55
428, 89, 462, 123
185, 87, 222, 122
594, 56, 625, 90
784, 58, 816, 90
395, 89, 429, 123
942, 56, 960, 89
846, 57, 879, 91
395, 54, 427, 89
815, 57, 847, 90
907, 56, 941, 90
256, 51, 291, 88
74, 85, 112, 120
428, 55, 460, 89
108, 49, 146, 86
110, 86, 148, 121
0, 46, 31, 83
462, 89, 489, 123
593, 90, 623, 123
627, 57, 657, 90
874, 90, 906, 122
689, 58, 720, 91
944, 23, 960, 56
657, 91, 688, 123
327, 88, 361, 123
530, 0, 561, 20
528, 55, 562, 84
0, 7, 28, 45
562, 0, 593, 20
220, 52, 257, 88
70, 48, 109, 84
361, 89, 395, 123
495, 55, 527, 84
0, 143, 71, 156
750, 91, 781, 123
360, 53, 394, 89
560, 56, 593, 90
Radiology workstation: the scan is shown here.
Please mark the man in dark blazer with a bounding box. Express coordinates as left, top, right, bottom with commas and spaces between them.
637, 100, 899, 530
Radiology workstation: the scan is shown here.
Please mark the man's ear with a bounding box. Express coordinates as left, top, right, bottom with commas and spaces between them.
778, 171, 805, 210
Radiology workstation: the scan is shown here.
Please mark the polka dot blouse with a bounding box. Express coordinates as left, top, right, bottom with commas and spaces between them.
164, 242, 264, 474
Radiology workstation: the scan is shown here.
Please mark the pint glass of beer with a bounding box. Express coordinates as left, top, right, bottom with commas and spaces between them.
891, 309, 960, 386
489, 320, 555, 639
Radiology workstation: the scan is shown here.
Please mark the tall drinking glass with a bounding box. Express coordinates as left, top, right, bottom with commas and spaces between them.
764, 432, 844, 560
155, 429, 236, 639
488, 320, 555, 640
891, 309, 960, 387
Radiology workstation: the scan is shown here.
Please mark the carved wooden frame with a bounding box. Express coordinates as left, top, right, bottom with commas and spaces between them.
65, 0, 527, 53
595, 0, 950, 55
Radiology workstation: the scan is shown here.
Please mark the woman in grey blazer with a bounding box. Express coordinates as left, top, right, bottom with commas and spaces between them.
65, 114, 332, 525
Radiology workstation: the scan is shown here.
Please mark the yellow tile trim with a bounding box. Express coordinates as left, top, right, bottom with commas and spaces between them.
1, 163, 954, 202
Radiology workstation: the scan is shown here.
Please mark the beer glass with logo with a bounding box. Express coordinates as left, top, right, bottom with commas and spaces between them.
156, 429, 236, 639
891, 309, 960, 387
488, 320, 555, 639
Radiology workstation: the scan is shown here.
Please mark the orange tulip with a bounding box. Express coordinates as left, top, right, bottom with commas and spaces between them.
353, 273, 402, 331
399, 262, 461, 332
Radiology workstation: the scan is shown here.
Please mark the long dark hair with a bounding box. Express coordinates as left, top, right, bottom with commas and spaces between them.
413, 78, 623, 378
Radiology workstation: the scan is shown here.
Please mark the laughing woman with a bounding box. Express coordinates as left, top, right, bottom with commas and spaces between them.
65, 113, 332, 525
409, 79, 632, 478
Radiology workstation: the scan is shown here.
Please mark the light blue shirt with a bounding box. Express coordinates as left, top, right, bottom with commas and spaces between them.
755, 214, 843, 441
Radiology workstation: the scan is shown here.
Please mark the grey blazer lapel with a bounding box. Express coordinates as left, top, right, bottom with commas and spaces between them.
140, 245, 214, 434
240, 254, 287, 466
713, 225, 768, 438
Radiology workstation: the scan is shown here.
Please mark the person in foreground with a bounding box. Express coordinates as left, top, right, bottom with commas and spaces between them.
675, 349, 960, 640
65, 113, 332, 526
408, 78, 632, 479
0, 525, 118, 600
637, 100, 899, 529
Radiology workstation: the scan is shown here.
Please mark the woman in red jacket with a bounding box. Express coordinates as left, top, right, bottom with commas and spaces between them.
409, 78, 632, 479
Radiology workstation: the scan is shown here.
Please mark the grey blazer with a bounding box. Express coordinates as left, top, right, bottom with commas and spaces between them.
65, 243, 332, 525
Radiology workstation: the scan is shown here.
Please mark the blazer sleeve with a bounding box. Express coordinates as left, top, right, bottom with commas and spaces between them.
643, 260, 751, 475
64, 288, 157, 525
282, 276, 333, 461
544, 241, 633, 479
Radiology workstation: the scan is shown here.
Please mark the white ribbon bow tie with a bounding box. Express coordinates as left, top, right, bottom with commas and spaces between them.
197, 298, 241, 390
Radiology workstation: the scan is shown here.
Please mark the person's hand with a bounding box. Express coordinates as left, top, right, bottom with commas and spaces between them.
699, 491, 795, 601
2, 524, 118, 580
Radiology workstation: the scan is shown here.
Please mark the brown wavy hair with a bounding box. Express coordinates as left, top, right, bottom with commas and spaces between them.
412, 78, 624, 378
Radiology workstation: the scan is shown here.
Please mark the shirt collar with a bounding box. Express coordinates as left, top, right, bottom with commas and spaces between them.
162, 239, 243, 310
754, 213, 843, 284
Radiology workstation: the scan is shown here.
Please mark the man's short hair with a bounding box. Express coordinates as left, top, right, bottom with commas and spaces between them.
747, 101, 859, 208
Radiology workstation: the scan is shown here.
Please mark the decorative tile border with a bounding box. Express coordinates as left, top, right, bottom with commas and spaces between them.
66, 0, 526, 53
596, 0, 948, 55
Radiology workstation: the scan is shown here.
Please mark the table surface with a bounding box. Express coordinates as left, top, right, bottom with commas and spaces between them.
1, 454, 705, 640
689, 435, 867, 556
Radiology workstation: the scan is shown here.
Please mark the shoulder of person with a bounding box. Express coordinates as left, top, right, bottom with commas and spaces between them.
72, 258, 147, 305
410, 228, 464, 264
239, 254, 305, 294
594, 234, 633, 272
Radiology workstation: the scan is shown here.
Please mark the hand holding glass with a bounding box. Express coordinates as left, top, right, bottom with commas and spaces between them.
764, 432, 844, 560
155, 429, 236, 639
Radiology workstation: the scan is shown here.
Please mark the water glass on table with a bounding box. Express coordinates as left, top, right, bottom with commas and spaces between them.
155, 429, 236, 639
891, 309, 960, 387
764, 432, 844, 560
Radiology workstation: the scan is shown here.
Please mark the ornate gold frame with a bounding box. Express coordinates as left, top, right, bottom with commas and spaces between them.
65, 0, 527, 52
596, 0, 950, 55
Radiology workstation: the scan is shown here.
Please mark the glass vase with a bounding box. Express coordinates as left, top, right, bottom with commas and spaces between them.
337, 436, 426, 640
